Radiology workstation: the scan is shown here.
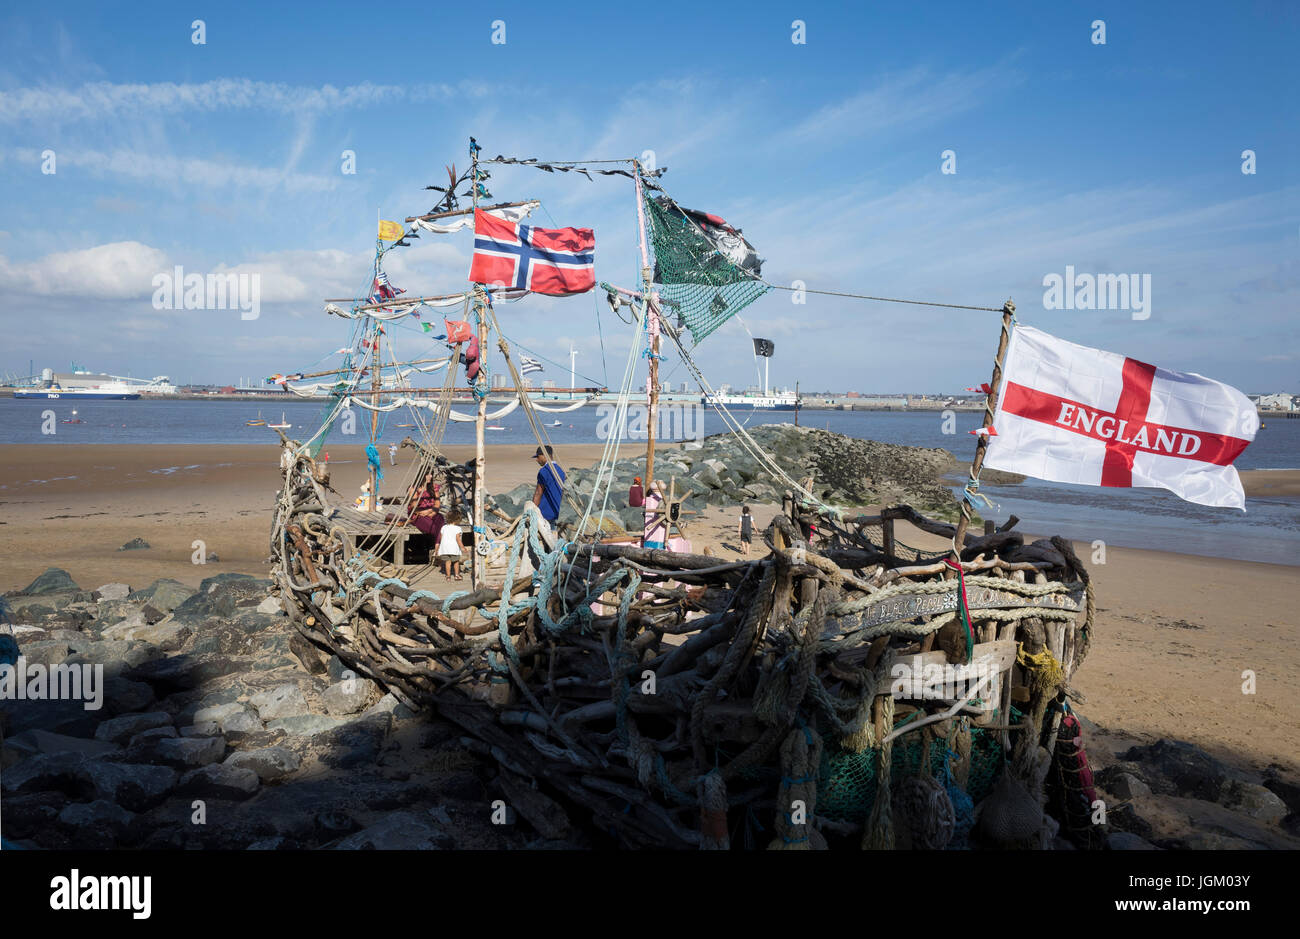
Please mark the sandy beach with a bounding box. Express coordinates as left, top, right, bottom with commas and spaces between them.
2, 444, 1298, 781
1239, 469, 1300, 498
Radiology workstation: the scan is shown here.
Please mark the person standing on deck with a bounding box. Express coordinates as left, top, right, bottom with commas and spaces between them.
531, 445, 566, 525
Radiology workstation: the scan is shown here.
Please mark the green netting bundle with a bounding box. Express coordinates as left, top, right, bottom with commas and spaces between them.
817, 722, 1007, 826
303, 390, 349, 458
644, 195, 770, 343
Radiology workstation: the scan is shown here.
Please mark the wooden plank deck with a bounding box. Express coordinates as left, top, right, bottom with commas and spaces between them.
332, 504, 418, 567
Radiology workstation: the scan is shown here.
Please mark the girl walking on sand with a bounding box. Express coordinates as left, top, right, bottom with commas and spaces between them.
738, 505, 753, 555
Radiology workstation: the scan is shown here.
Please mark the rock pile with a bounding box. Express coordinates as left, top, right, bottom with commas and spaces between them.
489, 424, 967, 532
1, 567, 578, 850
1090, 736, 1300, 849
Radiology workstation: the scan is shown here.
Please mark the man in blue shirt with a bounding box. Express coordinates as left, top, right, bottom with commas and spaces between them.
531, 445, 566, 524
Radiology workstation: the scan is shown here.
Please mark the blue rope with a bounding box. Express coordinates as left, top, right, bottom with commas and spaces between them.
654, 752, 697, 806
442, 590, 472, 612
943, 746, 975, 849
365, 443, 384, 481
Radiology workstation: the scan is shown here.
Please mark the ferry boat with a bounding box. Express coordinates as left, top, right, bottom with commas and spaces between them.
702, 389, 798, 410
14, 381, 140, 400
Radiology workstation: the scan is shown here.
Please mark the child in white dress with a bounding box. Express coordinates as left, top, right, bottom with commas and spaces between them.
437, 518, 465, 580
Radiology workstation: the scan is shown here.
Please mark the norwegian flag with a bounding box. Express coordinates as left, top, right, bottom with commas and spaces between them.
984, 326, 1257, 509
468, 209, 595, 296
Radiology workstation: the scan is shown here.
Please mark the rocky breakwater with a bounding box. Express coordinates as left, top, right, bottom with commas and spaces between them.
1087, 733, 1300, 850
489, 423, 973, 532
1, 568, 584, 849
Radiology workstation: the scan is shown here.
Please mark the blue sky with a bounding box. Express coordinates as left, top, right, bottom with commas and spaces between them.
0, 1, 1295, 393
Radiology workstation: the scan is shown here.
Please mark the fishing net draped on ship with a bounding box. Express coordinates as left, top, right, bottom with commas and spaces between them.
269, 141, 1103, 850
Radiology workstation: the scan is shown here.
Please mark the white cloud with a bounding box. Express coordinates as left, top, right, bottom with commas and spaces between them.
0, 242, 412, 305
0, 241, 167, 298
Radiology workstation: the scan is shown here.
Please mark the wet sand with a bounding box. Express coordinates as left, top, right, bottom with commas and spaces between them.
1239, 469, 1300, 498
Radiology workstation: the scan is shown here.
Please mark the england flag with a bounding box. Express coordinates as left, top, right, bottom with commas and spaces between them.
984, 326, 1257, 509
468, 209, 595, 296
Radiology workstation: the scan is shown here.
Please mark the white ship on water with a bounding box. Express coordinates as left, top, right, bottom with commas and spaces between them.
700, 339, 798, 409
12, 367, 176, 400
701, 389, 798, 410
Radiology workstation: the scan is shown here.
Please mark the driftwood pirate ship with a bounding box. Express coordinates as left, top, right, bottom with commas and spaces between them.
269, 141, 1100, 849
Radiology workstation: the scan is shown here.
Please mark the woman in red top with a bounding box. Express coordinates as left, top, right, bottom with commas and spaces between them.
407, 473, 445, 560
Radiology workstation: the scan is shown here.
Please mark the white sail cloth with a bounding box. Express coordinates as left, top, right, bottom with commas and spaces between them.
343, 395, 521, 422
415, 200, 540, 234
284, 360, 450, 398
529, 398, 589, 413
338, 393, 596, 422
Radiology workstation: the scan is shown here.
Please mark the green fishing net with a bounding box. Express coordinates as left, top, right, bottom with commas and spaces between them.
817, 714, 1014, 824
643, 195, 770, 344
302, 388, 351, 458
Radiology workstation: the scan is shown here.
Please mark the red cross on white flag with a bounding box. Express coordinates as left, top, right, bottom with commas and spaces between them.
983, 326, 1256, 509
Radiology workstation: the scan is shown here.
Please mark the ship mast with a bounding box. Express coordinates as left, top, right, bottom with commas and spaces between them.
471, 143, 487, 587
634, 161, 660, 515
366, 219, 381, 512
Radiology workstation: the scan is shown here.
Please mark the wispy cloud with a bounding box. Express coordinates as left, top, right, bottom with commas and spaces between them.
0, 78, 480, 123
3, 146, 339, 192
790, 62, 1024, 141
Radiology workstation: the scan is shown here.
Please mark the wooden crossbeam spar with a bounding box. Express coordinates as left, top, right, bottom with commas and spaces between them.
323, 286, 527, 305
285, 356, 451, 382
338, 386, 604, 396
404, 199, 537, 223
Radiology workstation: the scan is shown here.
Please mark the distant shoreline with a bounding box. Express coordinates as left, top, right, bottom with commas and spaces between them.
0, 389, 986, 411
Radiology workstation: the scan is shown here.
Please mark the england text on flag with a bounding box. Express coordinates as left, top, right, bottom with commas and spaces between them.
519, 355, 544, 375
983, 326, 1256, 509
468, 210, 595, 296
